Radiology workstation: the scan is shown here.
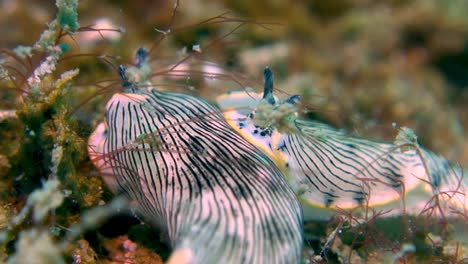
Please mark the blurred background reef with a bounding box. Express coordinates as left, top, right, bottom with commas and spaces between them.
0, 0, 467, 263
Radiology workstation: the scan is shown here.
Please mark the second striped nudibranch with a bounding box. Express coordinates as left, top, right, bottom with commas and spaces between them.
88, 55, 303, 263
218, 67, 467, 219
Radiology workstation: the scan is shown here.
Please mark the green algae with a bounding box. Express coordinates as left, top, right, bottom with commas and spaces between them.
0, 0, 467, 263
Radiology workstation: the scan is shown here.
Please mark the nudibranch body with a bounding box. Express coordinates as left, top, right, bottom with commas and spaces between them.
89, 66, 303, 263
218, 68, 467, 218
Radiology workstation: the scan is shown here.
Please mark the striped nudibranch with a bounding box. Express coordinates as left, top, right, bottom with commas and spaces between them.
88, 58, 303, 263
218, 67, 467, 219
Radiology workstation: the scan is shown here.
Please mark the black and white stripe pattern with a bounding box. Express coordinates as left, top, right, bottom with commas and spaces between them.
280, 119, 466, 209
218, 68, 466, 214
89, 89, 303, 263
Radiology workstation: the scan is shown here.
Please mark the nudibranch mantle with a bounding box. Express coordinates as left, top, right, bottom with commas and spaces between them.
217, 68, 467, 218
89, 86, 304, 263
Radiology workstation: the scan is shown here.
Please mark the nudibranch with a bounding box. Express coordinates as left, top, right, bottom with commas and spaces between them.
88, 52, 303, 263
218, 67, 467, 219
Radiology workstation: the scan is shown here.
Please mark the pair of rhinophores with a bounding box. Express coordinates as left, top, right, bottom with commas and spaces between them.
89, 48, 466, 263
